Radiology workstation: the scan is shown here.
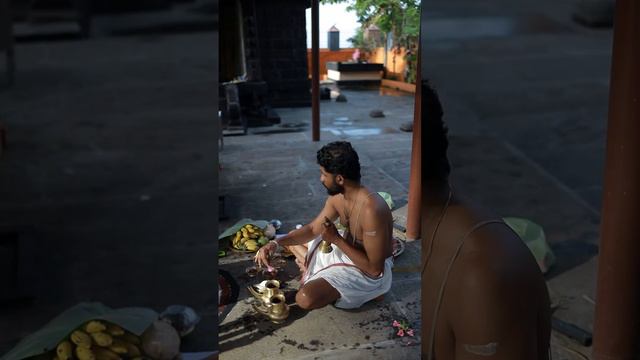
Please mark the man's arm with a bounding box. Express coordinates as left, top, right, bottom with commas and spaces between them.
448, 257, 548, 360
256, 197, 339, 267
330, 205, 389, 277
276, 197, 339, 247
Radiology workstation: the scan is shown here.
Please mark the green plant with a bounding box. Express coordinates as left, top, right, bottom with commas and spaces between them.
347, 27, 375, 61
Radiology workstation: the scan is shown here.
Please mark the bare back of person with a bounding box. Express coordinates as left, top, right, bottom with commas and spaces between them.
422, 199, 551, 359
332, 189, 394, 258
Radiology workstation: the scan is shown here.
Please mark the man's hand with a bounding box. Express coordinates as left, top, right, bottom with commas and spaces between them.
321, 216, 341, 244
255, 241, 276, 268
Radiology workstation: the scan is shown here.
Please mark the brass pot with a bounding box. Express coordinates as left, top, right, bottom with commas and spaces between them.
319, 240, 333, 253
247, 280, 281, 303
253, 293, 289, 324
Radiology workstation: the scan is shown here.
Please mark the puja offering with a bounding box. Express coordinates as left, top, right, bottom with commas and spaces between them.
262, 266, 278, 280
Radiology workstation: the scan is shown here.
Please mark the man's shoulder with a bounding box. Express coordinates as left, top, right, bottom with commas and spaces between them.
359, 197, 391, 222
452, 221, 544, 295
325, 194, 343, 206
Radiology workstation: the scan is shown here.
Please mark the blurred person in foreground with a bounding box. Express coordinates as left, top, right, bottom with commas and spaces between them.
420, 80, 551, 359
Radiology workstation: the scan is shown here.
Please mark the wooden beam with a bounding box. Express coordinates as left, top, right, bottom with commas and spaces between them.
593, 1, 640, 358
311, 0, 320, 141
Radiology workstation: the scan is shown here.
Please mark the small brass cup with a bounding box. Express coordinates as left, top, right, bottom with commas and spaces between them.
247, 280, 281, 303
253, 293, 289, 324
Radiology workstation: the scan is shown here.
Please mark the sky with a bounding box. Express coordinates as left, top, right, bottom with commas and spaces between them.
305, 3, 360, 49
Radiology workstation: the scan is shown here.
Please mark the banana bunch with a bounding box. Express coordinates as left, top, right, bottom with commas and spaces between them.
50, 320, 146, 360
232, 223, 269, 252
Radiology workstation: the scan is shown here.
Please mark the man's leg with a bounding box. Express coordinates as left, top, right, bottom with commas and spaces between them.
284, 244, 308, 272
295, 278, 340, 310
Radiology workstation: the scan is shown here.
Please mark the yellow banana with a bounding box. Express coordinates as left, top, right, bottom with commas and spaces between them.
76, 347, 96, 360
71, 330, 92, 348
109, 339, 129, 354
56, 340, 73, 360
120, 332, 141, 345
247, 227, 255, 233
245, 240, 258, 251
105, 323, 124, 336
84, 320, 107, 333
91, 332, 113, 347
94, 348, 122, 360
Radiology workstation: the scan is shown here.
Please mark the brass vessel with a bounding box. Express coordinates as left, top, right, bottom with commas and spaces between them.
247, 280, 281, 303
252, 293, 290, 324
319, 240, 333, 253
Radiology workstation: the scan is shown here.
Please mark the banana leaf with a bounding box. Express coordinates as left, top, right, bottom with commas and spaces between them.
0, 302, 158, 360
218, 218, 269, 240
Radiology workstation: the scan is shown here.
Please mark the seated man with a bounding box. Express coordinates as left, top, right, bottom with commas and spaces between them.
255, 141, 394, 310
421, 81, 551, 359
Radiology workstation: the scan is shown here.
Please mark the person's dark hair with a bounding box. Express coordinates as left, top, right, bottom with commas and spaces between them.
422, 80, 451, 183
317, 141, 361, 182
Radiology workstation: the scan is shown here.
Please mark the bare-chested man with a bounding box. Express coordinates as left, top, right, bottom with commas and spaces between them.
421, 81, 551, 359
255, 141, 394, 310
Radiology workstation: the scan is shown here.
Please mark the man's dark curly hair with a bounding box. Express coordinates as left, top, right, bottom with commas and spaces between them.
317, 141, 361, 182
422, 80, 451, 183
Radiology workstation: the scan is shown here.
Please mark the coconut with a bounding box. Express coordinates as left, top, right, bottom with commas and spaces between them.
141, 320, 181, 360
264, 224, 276, 239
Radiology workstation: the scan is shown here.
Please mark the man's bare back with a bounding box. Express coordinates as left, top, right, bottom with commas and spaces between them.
422, 199, 551, 359
418, 81, 551, 358
328, 191, 394, 262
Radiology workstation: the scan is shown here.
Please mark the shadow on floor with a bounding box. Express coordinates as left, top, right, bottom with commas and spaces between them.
219, 297, 311, 353
545, 240, 598, 281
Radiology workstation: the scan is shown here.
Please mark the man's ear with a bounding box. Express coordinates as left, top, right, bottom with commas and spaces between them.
336, 175, 344, 185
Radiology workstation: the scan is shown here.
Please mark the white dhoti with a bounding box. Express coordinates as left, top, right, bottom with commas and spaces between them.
301, 234, 393, 309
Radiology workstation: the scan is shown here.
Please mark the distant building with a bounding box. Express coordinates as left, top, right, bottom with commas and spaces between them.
328, 25, 340, 51
364, 24, 384, 47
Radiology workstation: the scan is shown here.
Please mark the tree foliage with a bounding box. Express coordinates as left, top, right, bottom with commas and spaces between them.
321, 0, 419, 48
320, 0, 420, 83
